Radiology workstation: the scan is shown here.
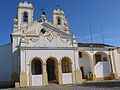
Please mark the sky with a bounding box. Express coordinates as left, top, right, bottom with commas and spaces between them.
0, 0, 120, 46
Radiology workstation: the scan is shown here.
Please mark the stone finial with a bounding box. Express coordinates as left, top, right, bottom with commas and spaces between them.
40, 12, 47, 22
18, 1, 33, 8
53, 8, 64, 15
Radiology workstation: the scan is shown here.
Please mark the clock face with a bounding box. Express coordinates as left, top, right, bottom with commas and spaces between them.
117, 48, 120, 54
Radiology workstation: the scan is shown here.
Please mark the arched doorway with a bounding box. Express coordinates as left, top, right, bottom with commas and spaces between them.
61, 57, 73, 84
31, 57, 43, 86
46, 57, 58, 83
78, 52, 92, 80
31, 59, 42, 75
94, 52, 111, 79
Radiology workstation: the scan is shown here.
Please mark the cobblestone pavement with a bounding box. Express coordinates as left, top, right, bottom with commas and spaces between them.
1, 80, 120, 90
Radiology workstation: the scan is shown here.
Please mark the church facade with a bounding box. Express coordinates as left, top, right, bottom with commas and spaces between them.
0, 1, 120, 87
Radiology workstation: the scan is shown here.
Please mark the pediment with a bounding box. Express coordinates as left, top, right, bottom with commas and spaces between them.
14, 22, 70, 38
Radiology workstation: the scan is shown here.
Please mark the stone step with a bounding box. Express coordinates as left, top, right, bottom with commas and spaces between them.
48, 81, 59, 86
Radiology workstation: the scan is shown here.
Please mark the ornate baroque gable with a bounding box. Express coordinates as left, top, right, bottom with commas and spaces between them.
18, 22, 72, 47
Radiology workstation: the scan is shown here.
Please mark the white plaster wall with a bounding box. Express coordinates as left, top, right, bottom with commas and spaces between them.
0, 44, 12, 82
12, 36, 20, 74
79, 53, 91, 76
32, 75, 43, 86
95, 61, 111, 78
114, 50, 120, 77
62, 73, 73, 84
21, 35, 72, 48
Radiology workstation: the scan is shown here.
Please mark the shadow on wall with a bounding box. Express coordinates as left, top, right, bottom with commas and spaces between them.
0, 84, 15, 89
75, 81, 120, 88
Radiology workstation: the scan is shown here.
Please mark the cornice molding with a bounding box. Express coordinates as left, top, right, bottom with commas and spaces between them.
19, 46, 78, 50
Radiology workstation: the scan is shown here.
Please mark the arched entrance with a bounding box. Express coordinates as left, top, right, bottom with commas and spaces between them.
94, 52, 111, 79
78, 52, 92, 80
46, 57, 58, 83
30, 57, 43, 86
31, 59, 42, 75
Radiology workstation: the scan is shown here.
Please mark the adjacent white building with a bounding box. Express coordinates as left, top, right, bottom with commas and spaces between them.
0, 1, 120, 87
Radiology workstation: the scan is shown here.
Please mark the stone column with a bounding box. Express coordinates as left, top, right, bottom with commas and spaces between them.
42, 63, 48, 85
74, 50, 85, 83
75, 69, 84, 83
29, 73, 32, 86
91, 53, 96, 80
108, 50, 114, 79
111, 50, 118, 79
57, 63, 63, 84
20, 72, 27, 87
20, 50, 28, 87
28, 64, 32, 86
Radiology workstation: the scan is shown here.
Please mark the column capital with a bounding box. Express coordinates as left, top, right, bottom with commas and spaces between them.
42, 63, 46, 65
58, 63, 61, 65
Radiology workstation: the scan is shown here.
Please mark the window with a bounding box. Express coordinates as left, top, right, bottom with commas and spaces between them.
79, 52, 82, 58
95, 54, 102, 63
23, 12, 28, 23
61, 58, 72, 73
41, 29, 46, 34
31, 59, 42, 75
57, 17, 61, 25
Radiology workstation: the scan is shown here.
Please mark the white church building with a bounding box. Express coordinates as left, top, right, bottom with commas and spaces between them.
0, 1, 120, 87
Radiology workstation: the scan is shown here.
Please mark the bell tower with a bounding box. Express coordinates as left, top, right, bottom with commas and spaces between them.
16, 1, 34, 29
52, 8, 70, 34
52, 8, 65, 26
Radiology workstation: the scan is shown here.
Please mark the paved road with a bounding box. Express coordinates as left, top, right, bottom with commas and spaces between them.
1, 80, 120, 90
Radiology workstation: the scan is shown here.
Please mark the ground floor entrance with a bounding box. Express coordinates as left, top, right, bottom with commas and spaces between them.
46, 57, 58, 84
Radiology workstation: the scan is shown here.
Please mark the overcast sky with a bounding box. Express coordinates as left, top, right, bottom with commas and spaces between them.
0, 0, 120, 46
